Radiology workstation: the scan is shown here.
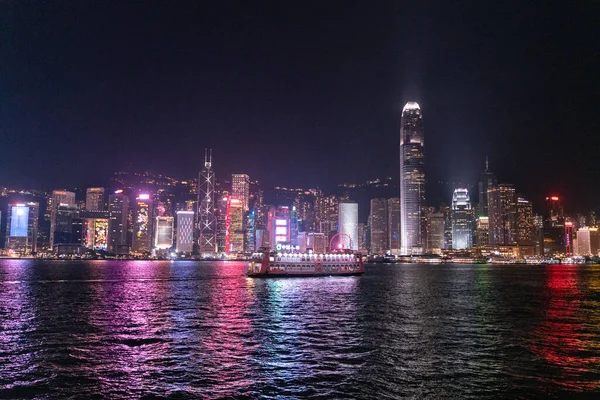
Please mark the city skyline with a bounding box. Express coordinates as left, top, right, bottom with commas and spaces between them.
1, 2, 598, 211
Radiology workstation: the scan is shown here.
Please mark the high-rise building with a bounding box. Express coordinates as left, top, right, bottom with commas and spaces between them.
440, 203, 452, 250
132, 194, 154, 254
488, 184, 516, 245
231, 174, 250, 212
475, 216, 489, 247
268, 206, 291, 248
369, 199, 388, 254
228, 198, 244, 254
451, 188, 473, 250
387, 198, 401, 254
176, 211, 194, 253
154, 216, 174, 250
85, 187, 105, 211
307, 232, 326, 254
426, 211, 445, 253
245, 210, 256, 251
50, 190, 76, 248
575, 227, 591, 256
399, 102, 426, 254
82, 217, 109, 251
357, 223, 368, 253
216, 195, 228, 254
198, 149, 217, 256
338, 201, 358, 251
290, 206, 299, 247
108, 191, 129, 254
590, 227, 600, 256
315, 194, 339, 235
478, 158, 497, 217
5, 202, 39, 255
297, 231, 308, 252
516, 196, 534, 246
52, 204, 81, 248
543, 196, 565, 256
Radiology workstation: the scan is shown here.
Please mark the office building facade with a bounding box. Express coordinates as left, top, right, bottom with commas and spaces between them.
399, 102, 426, 254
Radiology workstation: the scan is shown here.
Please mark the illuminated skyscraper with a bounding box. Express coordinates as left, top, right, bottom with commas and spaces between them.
228, 198, 244, 254
5, 202, 39, 255
516, 196, 534, 246
387, 198, 401, 254
369, 198, 387, 254
426, 211, 445, 253
245, 210, 256, 251
543, 196, 565, 255
478, 158, 497, 217
108, 191, 129, 254
399, 102, 425, 254
154, 216, 174, 250
268, 206, 291, 248
85, 187, 105, 211
575, 227, 591, 256
338, 201, 358, 250
290, 206, 299, 247
176, 211, 194, 253
50, 190, 76, 248
231, 174, 250, 212
475, 216, 489, 246
132, 194, 154, 254
488, 184, 516, 245
198, 149, 217, 255
82, 217, 109, 251
451, 188, 473, 249
216, 195, 229, 254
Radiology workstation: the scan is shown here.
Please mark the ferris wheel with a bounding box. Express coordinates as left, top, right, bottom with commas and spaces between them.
329, 233, 353, 251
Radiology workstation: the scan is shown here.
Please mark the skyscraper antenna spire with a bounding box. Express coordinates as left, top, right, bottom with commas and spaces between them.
485, 156, 489, 171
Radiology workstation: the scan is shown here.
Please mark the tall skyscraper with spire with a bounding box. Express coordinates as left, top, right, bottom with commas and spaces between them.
478, 157, 497, 217
198, 149, 217, 255
399, 102, 426, 254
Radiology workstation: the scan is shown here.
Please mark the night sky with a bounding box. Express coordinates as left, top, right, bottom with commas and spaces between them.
1, 1, 598, 211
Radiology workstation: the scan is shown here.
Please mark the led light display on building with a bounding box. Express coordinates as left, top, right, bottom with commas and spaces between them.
136, 204, 149, 238
9, 206, 29, 237
93, 219, 108, 250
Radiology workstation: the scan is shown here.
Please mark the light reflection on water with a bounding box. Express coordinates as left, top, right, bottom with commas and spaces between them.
0, 260, 599, 398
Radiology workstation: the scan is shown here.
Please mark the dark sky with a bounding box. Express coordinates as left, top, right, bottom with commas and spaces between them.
1, 1, 598, 211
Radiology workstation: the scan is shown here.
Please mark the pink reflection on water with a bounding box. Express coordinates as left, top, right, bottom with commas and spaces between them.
530, 265, 600, 391
197, 262, 258, 392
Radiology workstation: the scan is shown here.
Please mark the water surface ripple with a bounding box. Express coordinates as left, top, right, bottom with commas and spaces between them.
1, 260, 599, 398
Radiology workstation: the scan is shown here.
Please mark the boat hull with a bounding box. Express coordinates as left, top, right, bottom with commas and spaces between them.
248, 271, 364, 278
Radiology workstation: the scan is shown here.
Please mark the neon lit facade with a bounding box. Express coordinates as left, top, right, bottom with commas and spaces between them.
268, 206, 290, 248
132, 195, 153, 253
399, 101, 426, 254
83, 218, 109, 251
